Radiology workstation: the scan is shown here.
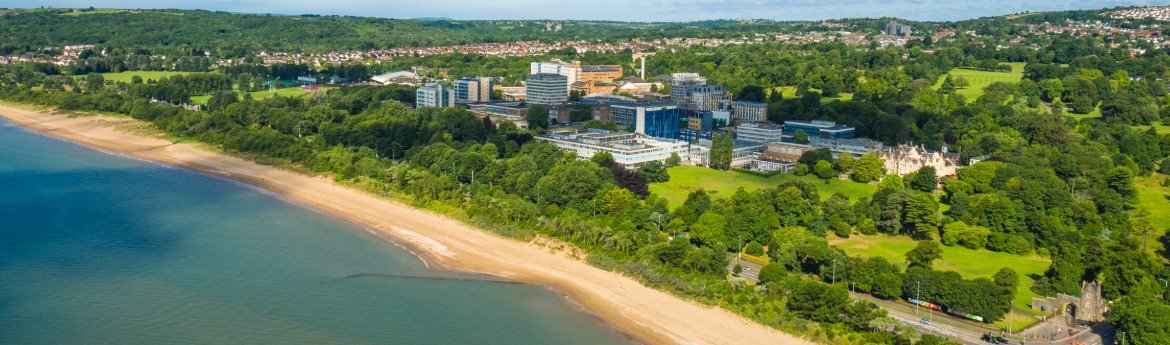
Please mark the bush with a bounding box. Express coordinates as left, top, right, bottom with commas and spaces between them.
794, 164, 810, 176
757, 263, 788, 284
745, 241, 765, 256
986, 233, 1032, 255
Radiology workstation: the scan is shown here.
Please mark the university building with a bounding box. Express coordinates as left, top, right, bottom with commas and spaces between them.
525, 73, 569, 105
415, 83, 454, 108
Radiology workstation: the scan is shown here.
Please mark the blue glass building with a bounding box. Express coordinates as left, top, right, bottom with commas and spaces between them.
611, 102, 681, 140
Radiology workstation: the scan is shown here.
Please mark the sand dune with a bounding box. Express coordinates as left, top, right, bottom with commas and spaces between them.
0, 103, 811, 345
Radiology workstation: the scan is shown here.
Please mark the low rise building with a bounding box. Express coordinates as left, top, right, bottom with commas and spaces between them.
580, 65, 623, 82
736, 122, 783, 144
809, 137, 883, 157
469, 102, 529, 121
783, 119, 856, 140
537, 130, 689, 168
880, 144, 961, 176
371, 71, 421, 86
689, 139, 765, 168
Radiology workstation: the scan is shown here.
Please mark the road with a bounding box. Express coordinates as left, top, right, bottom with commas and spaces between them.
726, 259, 1117, 345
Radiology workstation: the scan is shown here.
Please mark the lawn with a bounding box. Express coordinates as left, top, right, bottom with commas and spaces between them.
933, 62, 1025, 100
1136, 173, 1170, 251
830, 234, 1050, 330
189, 88, 311, 104
649, 165, 877, 207
98, 71, 194, 83
770, 86, 853, 103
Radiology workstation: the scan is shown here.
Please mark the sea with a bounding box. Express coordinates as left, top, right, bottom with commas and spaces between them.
0, 118, 629, 344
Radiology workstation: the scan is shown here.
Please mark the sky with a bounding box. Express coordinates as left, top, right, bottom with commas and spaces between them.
7, 0, 1164, 22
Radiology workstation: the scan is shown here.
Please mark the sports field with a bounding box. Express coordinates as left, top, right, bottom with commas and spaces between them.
934, 62, 1025, 100
1136, 174, 1170, 248
648, 165, 876, 207
830, 234, 1050, 329
189, 88, 311, 104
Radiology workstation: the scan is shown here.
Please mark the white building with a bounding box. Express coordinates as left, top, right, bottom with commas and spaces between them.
809, 137, 884, 157
736, 122, 784, 144
415, 83, 455, 108
530, 59, 580, 85
371, 71, 421, 86
880, 144, 961, 176
689, 139, 765, 168
536, 130, 689, 168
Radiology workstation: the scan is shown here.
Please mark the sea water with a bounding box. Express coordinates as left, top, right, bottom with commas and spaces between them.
0, 119, 629, 344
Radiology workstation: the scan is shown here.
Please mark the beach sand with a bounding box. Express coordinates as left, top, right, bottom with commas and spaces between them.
0, 103, 812, 345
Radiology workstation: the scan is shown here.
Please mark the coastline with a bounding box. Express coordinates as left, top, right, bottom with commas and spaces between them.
0, 103, 812, 345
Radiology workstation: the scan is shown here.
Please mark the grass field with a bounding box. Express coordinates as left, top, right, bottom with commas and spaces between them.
189, 88, 311, 104
934, 62, 1025, 100
648, 165, 877, 207
98, 71, 194, 83
830, 234, 1050, 330
770, 86, 853, 103
1136, 174, 1170, 251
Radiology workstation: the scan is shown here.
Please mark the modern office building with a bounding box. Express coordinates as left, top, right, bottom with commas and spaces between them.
525, 73, 569, 105
536, 130, 689, 168
670, 73, 708, 99
530, 59, 580, 85
732, 101, 768, 123
415, 83, 455, 108
782, 120, 856, 140
687, 84, 731, 111
610, 101, 682, 140
736, 122, 784, 144
455, 77, 492, 103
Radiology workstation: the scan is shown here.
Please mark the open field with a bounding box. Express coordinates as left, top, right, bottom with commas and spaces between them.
933, 62, 1025, 100
649, 165, 876, 207
98, 71, 194, 83
1136, 174, 1170, 251
829, 234, 1050, 329
770, 86, 853, 102
189, 88, 312, 104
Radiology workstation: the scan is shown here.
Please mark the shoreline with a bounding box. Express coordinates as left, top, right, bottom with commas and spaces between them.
0, 103, 811, 345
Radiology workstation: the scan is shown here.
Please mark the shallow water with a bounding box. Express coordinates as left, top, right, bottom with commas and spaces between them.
0, 119, 629, 344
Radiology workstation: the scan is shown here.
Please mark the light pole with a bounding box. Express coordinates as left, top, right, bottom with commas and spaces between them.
916, 281, 921, 316
831, 258, 838, 285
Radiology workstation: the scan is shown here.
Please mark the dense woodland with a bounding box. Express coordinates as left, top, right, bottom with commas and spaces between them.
3, 7, 1170, 345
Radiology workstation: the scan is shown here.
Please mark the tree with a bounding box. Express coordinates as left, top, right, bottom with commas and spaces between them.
993, 268, 1019, 293
637, 161, 670, 182
206, 90, 239, 111
690, 212, 727, 246
798, 148, 832, 167
1160, 157, 1170, 175
905, 241, 942, 268
907, 166, 937, 192
590, 151, 614, 165
953, 75, 970, 89
665, 152, 681, 167
836, 153, 855, 172
525, 104, 549, 130
852, 152, 885, 182
940, 75, 955, 93
757, 263, 788, 284
709, 133, 733, 170
814, 160, 836, 180
941, 221, 991, 249
793, 130, 810, 144
788, 281, 850, 323
604, 160, 649, 198
738, 84, 767, 102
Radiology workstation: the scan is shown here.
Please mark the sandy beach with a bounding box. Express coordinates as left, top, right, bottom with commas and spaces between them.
0, 103, 811, 345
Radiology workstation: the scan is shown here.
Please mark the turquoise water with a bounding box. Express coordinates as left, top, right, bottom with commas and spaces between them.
0, 119, 629, 344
